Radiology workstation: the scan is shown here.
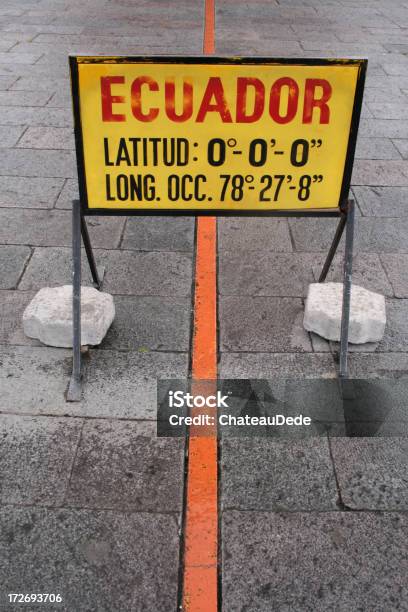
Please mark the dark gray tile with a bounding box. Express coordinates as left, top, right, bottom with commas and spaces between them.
220, 296, 312, 352
331, 438, 408, 510
0, 245, 31, 289
102, 296, 190, 351
349, 352, 408, 378
0, 345, 188, 418
218, 217, 292, 252
66, 420, 184, 512
219, 252, 315, 297
0, 414, 82, 505
222, 511, 408, 612
312, 253, 394, 296
381, 254, 408, 297
222, 438, 337, 511
122, 216, 194, 252
0, 506, 179, 611
0, 289, 37, 345
0, 209, 125, 248
377, 299, 408, 351
220, 353, 336, 379
102, 250, 193, 296
290, 216, 408, 253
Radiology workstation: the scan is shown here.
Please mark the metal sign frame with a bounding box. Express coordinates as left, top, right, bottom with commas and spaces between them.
67, 55, 366, 401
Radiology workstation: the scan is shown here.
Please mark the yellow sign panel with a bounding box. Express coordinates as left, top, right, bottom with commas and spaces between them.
70, 57, 366, 214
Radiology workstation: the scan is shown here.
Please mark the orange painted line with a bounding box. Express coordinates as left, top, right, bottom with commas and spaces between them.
183, 218, 218, 611
182, 2, 218, 610
203, 0, 215, 55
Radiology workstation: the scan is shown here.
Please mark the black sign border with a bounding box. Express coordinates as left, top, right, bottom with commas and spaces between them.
69, 55, 367, 217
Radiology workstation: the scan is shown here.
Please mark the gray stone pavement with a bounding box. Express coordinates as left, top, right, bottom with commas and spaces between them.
0, 0, 407, 610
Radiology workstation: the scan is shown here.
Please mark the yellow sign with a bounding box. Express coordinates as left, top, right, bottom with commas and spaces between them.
70, 57, 366, 214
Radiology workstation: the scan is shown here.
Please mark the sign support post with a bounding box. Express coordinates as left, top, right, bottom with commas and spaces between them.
67, 199, 105, 402
67, 199, 82, 402
339, 198, 355, 378
318, 198, 355, 378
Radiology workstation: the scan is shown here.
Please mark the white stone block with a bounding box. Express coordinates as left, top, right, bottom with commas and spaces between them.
23, 285, 115, 348
303, 282, 386, 344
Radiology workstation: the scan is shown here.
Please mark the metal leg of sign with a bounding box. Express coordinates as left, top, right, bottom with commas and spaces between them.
318, 212, 347, 283
66, 200, 82, 402
80, 207, 105, 290
339, 199, 355, 380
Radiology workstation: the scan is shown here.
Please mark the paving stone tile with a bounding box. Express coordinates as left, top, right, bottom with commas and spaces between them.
364, 88, 408, 104
392, 138, 408, 159
0, 209, 125, 248
19, 246, 193, 296
101, 250, 193, 296
218, 218, 292, 252
367, 102, 408, 120
17, 126, 74, 149
0, 106, 72, 127
355, 136, 402, 160
216, 39, 303, 54
290, 216, 408, 253
0, 345, 188, 418
0, 289, 38, 345
352, 159, 408, 186
377, 298, 408, 351
222, 438, 337, 511
0, 175, 63, 208
10, 75, 69, 92
219, 252, 315, 297
383, 61, 408, 76
349, 352, 408, 378
0, 414, 82, 505
353, 185, 408, 217
360, 117, 408, 138
122, 217, 194, 252
381, 253, 408, 297
311, 253, 394, 296
222, 511, 408, 612
0, 75, 18, 90
0, 89, 51, 106
0, 506, 179, 611
65, 420, 184, 512
0, 124, 26, 147
102, 296, 190, 351
55, 178, 78, 209
47, 88, 71, 108
18, 246, 95, 289
0, 245, 31, 290
0, 148, 75, 177
219, 352, 336, 379
0, 52, 42, 64
331, 438, 408, 510
83, 349, 188, 419
220, 296, 312, 352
